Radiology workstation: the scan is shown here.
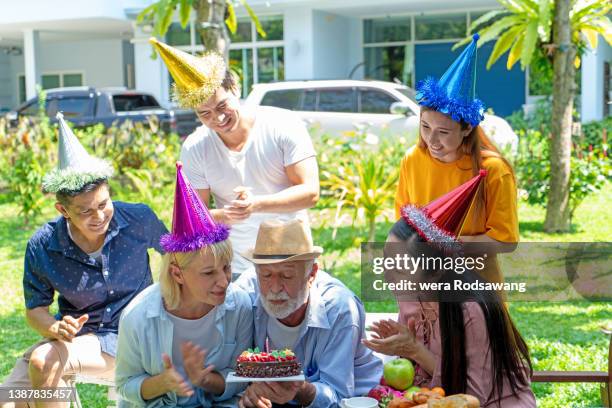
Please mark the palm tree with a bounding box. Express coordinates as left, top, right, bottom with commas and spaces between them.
456, 0, 611, 232
137, 0, 265, 61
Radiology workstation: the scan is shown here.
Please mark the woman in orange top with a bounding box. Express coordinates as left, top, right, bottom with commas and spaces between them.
395, 34, 518, 284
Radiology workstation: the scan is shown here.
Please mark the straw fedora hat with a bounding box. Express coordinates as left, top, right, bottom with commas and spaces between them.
242, 219, 323, 264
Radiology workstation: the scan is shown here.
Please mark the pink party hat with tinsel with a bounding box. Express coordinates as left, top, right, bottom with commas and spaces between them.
400, 169, 487, 252
160, 162, 230, 252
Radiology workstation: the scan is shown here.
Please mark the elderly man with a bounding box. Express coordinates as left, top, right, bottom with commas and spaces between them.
235, 219, 382, 408
0, 113, 167, 408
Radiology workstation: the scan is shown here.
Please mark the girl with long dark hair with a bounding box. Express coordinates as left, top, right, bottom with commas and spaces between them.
363, 219, 535, 407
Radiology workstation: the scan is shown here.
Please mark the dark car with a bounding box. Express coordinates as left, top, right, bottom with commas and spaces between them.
7, 87, 200, 137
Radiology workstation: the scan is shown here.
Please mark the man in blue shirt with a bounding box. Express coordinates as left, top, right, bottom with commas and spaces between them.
235, 219, 382, 408
0, 113, 167, 408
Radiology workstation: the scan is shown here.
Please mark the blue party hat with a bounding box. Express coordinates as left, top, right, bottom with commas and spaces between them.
415, 33, 485, 126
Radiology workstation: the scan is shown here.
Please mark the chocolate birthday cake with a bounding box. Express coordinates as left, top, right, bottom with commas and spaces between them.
236, 348, 301, 378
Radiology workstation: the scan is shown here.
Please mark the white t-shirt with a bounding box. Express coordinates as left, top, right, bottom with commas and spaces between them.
180, 106, 316, 274
167, 307, 219, 406
266, 313, 305, 351
67, 222, 103, 264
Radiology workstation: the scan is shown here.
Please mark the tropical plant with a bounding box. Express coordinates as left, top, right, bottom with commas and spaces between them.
0, 103, 55, 225
456, 0, 611, 232
457, 0, 611, 70
514, 125, 610, 227
317, 130, 404, 242
137, 0, 265, 60
79, 117, 181, 208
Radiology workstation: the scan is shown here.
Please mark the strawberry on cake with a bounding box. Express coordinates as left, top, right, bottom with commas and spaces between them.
236, 348, 302, 378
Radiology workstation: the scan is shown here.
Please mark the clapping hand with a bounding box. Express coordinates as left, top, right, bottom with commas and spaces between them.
181, 341, 217, 391
362, 318, 420, 358
160, 353, 193, 397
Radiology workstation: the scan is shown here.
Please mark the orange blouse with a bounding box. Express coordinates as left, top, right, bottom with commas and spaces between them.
394, 145, 519, 243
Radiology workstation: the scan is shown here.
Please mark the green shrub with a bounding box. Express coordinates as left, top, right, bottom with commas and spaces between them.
581, 116, 611, 154
514, 127, 610, 226
315, 129, 408, 242
508, 98, 611, 226
0, 113, 55, 224
0, 113, 181, 223
78, 117, 180, 209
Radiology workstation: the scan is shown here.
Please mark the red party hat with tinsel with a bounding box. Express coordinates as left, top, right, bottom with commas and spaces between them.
160, 162, 230, 253
400, 169, 487, 252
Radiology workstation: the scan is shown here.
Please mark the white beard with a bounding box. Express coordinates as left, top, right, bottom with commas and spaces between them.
261, 288, 309, 320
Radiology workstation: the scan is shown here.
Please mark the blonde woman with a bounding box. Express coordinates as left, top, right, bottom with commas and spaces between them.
115, 163, 253, 408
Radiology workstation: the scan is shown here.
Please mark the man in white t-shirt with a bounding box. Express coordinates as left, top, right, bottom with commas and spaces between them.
180, 73, 319, 276
150, 38, 319, 277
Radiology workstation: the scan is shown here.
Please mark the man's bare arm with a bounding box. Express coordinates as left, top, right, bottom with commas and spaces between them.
253, 156, 320, 213
26, 306, 61, 339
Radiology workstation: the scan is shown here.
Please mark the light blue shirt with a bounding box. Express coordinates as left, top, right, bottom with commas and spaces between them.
236, 269, 383, 408
115, 283, 254, 407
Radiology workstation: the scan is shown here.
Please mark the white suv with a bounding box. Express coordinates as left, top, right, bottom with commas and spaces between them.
244, 80, 518, 153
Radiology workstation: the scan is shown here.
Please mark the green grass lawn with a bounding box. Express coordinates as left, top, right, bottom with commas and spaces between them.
0, 186, 610, 407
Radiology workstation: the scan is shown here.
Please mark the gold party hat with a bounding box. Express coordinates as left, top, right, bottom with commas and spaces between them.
149, 37, 226, 108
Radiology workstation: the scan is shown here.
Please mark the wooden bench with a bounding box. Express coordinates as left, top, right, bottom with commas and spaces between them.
365, 313, 612, 406
66, 374, 117, 408
532, 328, 611, 406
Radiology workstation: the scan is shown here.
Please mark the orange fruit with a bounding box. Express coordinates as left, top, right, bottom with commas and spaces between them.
431, 387, 446, 397
419, 387, 430, 392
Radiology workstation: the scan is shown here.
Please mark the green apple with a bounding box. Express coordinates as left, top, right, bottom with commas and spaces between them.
403, 385, 421, 399
383, 358, 415, 390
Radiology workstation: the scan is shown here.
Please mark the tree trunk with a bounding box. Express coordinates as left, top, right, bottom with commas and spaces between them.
544, 0, 576, 232
194, 0, 230, 61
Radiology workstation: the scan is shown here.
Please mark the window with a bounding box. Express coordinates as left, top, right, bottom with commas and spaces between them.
18, 75, 26, 104
230, 21, 252, 43
18, 73, 84, 104
95, 94, 113, 116
55, 97, 93, 118
364, 11, 476, 86
257, 47, 284, 83
395, 87, 416, 101
40, 73, 83, 90
63, 74, 83, 87
258, 16, 283, 41
112, 94, 160, 112
317, 88, 356, 113
46, 99, 59, 117
42, 75, 60, 90
261, 89, 302, 110
364, 17, 411, 44
166, 22, 191, 46
20, 101, 40, 116
302, 90, 317, 111
364, 44, 414, 87
229, 48, 254, 97
415, 13, 467, 40
359, 89, 397, 114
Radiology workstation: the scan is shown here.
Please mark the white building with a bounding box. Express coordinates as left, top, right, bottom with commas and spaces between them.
0, 0, 609, 121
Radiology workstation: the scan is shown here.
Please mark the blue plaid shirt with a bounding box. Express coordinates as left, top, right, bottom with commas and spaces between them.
23, 201, 168, 357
